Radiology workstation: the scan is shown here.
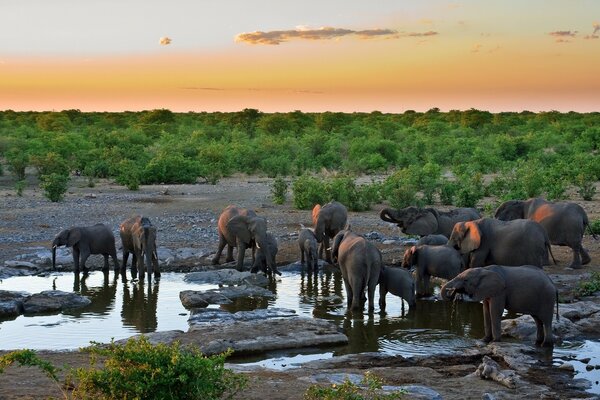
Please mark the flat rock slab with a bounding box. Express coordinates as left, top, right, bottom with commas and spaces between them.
22, 290, 91, 314
180, 285, 275, 308
189, 307, 297, 325
184, 269, 270, 286
131, 314, 347, 356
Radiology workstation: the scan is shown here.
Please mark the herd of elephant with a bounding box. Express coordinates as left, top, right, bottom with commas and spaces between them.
51, 197, 596, 347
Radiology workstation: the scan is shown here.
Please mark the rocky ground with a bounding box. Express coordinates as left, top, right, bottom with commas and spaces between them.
1, 173, 600, 399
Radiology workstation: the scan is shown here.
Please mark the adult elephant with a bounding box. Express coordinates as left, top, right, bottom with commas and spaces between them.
312, 201, 348, 264
380, 206, 481, 238
120, 216, 160, 280
212, 205, 280, 275
402, 244, 464, 297
495, 198, 595, 269
441, 265, 559, 347
251, 232, 278, 276
447, 218, 554, 269
331, 229, 382, 312
52, 223, 119, 274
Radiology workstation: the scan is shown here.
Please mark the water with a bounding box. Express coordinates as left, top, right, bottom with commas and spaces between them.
1, 269, 598, 394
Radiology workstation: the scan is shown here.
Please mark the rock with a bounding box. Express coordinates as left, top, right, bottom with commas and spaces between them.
22, 290, 91, 314
394, 385, 442, 400
580, 357, 591, 364
0, 290, 29, 317
242, 273, 270, 287
84, 193, 96, 199
382, 240, 398, 245
184, 269, 253, 285
487, 343, 539, 373
4, 261, 37, 269
558, 362, 575, 371
188, 308, 297, 326
364, 231, 384, 241
501, 313, 580, 342
180, 284, 276, 308
179, 290, 211, 308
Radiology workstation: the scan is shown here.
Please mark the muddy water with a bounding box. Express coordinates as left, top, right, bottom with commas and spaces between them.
0, 269, 598, 393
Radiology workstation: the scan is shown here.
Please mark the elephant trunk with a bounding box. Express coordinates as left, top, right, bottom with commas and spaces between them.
379, 208, 403, 225
440, 281, 461, 301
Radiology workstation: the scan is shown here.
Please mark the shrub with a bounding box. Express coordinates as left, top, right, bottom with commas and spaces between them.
589, 219, 600, 236
575, 173, 597, 201
454, 172, 484, 208
40, 173, 69, 202
382, 169, 419, 209
70, 337, 246, 400
326, 176, 371, 212
30, 151, 70, 177
271, 177, 288, 204
304, 371, 406, 400
292, 175, 327, 209
576, 271, 600, 297
5, 149, 28, 180
115, 160, 141, 190
439, 179, 458, 205
15, 180, 25, 196
143, 154, 200, 184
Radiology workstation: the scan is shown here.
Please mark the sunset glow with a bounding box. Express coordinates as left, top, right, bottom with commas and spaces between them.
1, 0, 599, 112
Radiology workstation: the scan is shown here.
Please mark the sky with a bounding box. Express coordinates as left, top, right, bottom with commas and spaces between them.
0, 0, 599, 113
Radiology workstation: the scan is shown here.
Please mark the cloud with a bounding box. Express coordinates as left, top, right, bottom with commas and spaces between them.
235, 26, 438, 45
584, 34, 599, 40
548, 30, 577, 43
594, 22, 600, 35
159, 37, 172, 45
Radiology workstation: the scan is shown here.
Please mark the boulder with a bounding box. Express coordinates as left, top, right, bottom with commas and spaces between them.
22, 290, 91, 314
0, 290, 29, 317
188, 308, 297, 326
184, 269, 254, 285
180, 285, 275, 309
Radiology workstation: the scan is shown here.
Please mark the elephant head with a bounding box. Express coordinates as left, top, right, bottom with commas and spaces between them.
52, 228, 81, 269
402, 246, 417, 269
494, 200, 525, 221
134, 217, 157, 278
379, 207, 439, 236
227, 214, 280, 275
447, 221, 481, 255
441, 267, 506, 302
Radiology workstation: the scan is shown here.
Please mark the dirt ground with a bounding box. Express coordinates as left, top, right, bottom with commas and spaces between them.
0, 174, 599, 399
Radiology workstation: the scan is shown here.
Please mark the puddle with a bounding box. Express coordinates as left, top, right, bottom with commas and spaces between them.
0, 268, 598, 393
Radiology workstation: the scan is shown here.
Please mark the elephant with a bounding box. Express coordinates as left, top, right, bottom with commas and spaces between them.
417, 234, 449, 246
312, 201, 348, 264
441, 265, 559, 347
402, 244, 464, 297
251, 232, 278, 275
378, 266, 416, 314
447, 218, 554, 269
380, 206, 481, 238
52, 223, 119, 274
119, 216, 160, 280
331, 229, 382, 312
212, 205, 280, 275
495, 198, 595, 269
298, 228, 319, 270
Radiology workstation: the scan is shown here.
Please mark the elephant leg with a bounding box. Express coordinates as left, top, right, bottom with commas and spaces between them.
212, 234, 227, 265
482, 300, 493, 343
323, 237, 332, 264
152, 252, 160, 278
72, 248, 81, 273
102, 254, 110, 271
378, 284, 387, 312
300, 247, 305, 265
367, 282, 376, 313
343, 279, 353, 309
225, 244, 234, 263
489, 298, 505, 342
122, 251, 130, 273
581, 246, 591, 266
80, 250, 91, 274
541, 315, 554, 347
422, 274, 431, 297
235, 244, 247, 272
568, 244, 583, 269
137, 254, 145, 281
131, 254, 138, 279
533, 316, 544, 346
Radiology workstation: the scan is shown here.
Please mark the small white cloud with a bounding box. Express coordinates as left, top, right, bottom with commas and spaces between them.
159, 37, 172, 45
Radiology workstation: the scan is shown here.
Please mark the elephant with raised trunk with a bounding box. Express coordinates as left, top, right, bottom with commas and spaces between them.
380, 206, 481, 238
120, 216, 160, 280
312, 201, 348, 264
495, 197, 595, 269
402, 244, 464, 297
52, 223, 119, 274
441, 265, 559, 347
331, 229, 382, 312
447, 218, 554, 269
212, 205, 280, 275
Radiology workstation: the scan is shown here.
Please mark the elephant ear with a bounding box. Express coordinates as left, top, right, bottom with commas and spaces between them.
312, 204, 321, 226
405, 210, 438, 236
67, 228, 81, 247
226, 215, 252, 244
472, 269, 506, 301
331, 231, 346, 263
495, 200, 524, 220
461, 221, 481, 253
402, 246, 417, 268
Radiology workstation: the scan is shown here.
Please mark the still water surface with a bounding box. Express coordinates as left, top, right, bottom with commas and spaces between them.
0, 269, 597, 394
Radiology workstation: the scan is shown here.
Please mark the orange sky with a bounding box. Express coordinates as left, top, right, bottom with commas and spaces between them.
1, 1, 599, 112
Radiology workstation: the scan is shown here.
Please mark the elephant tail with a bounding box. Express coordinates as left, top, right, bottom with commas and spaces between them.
546, 241, 557, 266
555, 290, 560, 322
584, 220, 598, 240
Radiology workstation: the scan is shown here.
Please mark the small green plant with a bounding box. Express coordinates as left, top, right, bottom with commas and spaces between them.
439, 179, 458, 205
70, 336, 246, 400
575, 173, 597, 201
86, 175, 96, 188
40, 173, 70, 202
304, 371, 406, 400
271, 177, 288, 204
576, 271, 600, 297
15, 180, 25, 196
589, 219, 600, 236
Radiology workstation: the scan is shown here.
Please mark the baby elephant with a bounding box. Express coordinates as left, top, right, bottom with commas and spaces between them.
441, 265, 559, 347
251, 232, 278, 275
298, 228, 319, 270
402, 245, 464, 297
379, 266, 416, 314
417, 234, 448, 246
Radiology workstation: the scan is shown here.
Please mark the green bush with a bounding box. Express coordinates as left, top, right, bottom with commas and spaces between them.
575, 173, 597, 201
576, 271, 600, 297
292, 175, 327, 209
304, 371, 406, 400
70, 337, 246, 400
40, 173, 69, 202
115, 160, 141, 190
382, 169, 419, 209
143, 154, 199, 184
589, 219, 600, 236
31, 151, 70, 177
439, 179, 458, 205
5, 149, 28, 180
454, 172, 484, 208
271, 177, 288, 204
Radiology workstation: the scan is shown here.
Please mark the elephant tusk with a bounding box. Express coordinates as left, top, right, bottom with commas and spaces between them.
52, 245, 57, 249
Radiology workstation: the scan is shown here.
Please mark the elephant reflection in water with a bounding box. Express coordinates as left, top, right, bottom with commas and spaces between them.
70, 271, 118, 316
299, 268, 345, 319
121, 280, 159, 333
219, 278, 278, 313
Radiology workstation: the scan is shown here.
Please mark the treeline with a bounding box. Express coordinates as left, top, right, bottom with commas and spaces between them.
0, 108, 598, 205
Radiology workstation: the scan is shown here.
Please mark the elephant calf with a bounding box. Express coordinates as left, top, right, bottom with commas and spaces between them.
402, 245, 464, 297
298, 228, 319, 270
120, 216, 160, 280
251, 232, 278, 275
441, 265, 559, 347
379, 266, 416, 314
52, 223, 119, 274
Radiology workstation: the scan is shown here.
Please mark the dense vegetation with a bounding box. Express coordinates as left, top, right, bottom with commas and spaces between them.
0, 108, 598, 207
